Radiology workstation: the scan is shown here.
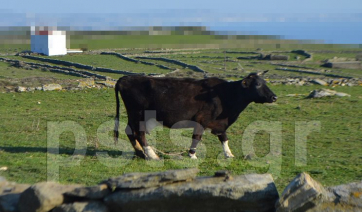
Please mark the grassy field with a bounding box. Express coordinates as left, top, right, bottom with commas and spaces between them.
0, 85, 361, 192
0, 33, 361, 193
0, 62, 83, 90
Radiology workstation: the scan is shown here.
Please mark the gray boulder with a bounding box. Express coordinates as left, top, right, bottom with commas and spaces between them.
276, 172, 328, 212
26, 87, 35, 92
15, 86, 27, 92
311, 79, 328, 86
18, 182, 81, 212
53, 201, 109, 212
65, 184, 111, 200
308, 181, 362, 211
0, 180, 30, 212
104, 173, 279, 212
307, 89, 350, 98
42, 84, 62, 91
103, 168, 199, 190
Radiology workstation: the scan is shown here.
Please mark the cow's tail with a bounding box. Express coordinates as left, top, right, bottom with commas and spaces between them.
114, 81, 120, 144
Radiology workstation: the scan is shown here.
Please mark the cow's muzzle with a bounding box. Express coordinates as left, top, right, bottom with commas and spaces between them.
271, 96, 278, 102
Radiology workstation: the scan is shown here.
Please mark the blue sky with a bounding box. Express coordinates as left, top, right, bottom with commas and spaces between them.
2, 0, 362, 14
1, 0, 362, 43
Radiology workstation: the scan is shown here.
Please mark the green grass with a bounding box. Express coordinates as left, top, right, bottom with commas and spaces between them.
0, 85, 361, 191
0, 61, 81, 80
0, 35, 362, 192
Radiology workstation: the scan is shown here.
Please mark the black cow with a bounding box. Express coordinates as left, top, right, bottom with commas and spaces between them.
114, 71, 277, 160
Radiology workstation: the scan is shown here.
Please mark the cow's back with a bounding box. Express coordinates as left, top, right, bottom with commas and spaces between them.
117, 76, 227, 127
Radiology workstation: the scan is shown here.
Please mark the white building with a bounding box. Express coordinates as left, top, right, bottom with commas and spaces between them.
31, 27, 67, 56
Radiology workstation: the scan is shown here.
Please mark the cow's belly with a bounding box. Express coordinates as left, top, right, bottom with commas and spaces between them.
154, 108, 199, 128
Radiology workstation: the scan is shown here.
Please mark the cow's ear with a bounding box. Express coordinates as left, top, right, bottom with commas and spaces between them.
241, 78, 251, 88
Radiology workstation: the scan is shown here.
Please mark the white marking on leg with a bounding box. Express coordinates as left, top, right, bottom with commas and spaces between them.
222, 140, 235, 158
143, 146, 160, 160
189, 152, 198, 159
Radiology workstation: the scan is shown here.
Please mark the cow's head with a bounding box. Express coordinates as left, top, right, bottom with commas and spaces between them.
241, 71, 277, 103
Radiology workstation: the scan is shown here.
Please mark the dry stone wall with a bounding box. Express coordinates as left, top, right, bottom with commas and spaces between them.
323, 61, 362, 70
0, 169, 361, 212
100, 52, 174, 70
135, 56, 206, 73
20, 55, 139, 76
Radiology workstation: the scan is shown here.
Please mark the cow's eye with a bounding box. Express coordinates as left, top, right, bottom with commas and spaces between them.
256, 82, 261, 87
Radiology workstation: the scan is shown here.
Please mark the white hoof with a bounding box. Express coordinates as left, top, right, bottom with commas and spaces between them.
144, 146, 160, 160
189, 152, 198, 159
222, 140, 235, 158
224, 152, 235, 158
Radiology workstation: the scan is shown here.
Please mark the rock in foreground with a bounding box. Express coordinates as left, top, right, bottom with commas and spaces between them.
103, 168, 199, 189
104, 173, 279, 212
276, 172, 327, 212
18, 182, 81, 212
276, 172, 362, 212
2, 169, 361, 212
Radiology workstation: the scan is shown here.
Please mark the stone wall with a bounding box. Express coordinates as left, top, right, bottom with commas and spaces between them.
135, 56, 206, 73
20, 56, 140, 76
0, 169, 361, 212
291, 50, 313, 60
323, 61, 362, 70
100, 52, 174, 71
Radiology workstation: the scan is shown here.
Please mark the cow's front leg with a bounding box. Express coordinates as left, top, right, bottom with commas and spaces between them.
218, 133, 235, 158
189, 126, 204, 159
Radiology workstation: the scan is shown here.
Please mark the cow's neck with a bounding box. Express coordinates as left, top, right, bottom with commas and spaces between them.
224, 82, 253, 122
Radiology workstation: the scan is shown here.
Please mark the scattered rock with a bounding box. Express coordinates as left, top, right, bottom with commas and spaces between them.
96, 80, 116, 88
297, 80, 305, 86
18, 182, 81, 212
335, 92, 351, 97
15, 86, 27, 92
10, 61, 31, 69
78, 78, 95, 88
65, 184, 111, 200
308, 89, 336, 98
53, 201, 109, 212
105, 173, 279, 212
103, 168, 199, 190
311, 79, 328, 86
42, 84, 62, 91
307, 89, 350, 98
26, 87, 35, 92
276, 172, 327, 212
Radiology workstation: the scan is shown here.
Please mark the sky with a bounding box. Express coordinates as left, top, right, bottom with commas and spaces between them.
1, 0, 362, 44
2, 0, 362, 14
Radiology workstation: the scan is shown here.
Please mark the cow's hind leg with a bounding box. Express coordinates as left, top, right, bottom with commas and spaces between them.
189, 125, 204, 159
136, 131, 160, 160
125, 125, 146, 159
218, 133, 235, 158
